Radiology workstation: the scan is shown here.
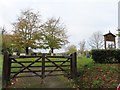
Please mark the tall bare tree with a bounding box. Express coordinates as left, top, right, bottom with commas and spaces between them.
78, 40, 85, 54
88, 31, 103, 49
41, 17, 69, 53
12, 9, 42, 55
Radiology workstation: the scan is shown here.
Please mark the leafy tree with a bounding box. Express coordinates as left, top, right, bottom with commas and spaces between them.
0, 27, 13, 53
2, 34, 13, 53
88, 31, 103, 49
12, 9, 42, 55
41, 17, 69, 53
65, 44, 77, 55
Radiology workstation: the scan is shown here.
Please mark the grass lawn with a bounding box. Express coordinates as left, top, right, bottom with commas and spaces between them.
73, 56, 120, 88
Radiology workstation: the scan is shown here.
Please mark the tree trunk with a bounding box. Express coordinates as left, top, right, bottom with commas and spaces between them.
25, 47, 29, 55
51, 48, 54, 56
51, 48, 54, 53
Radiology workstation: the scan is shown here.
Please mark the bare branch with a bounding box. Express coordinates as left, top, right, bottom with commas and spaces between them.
88, 31, 104, 49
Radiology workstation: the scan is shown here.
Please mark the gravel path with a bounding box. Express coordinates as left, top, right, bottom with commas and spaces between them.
7, 76, 73, 88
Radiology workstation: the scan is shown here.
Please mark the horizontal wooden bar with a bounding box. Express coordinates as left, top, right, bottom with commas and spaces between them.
11, 70, 41, 73
45, 69, 69, 72
9, 56, 42, 59
51, 65, 71, 67
10, 55, 71, 59
45, 74, 65, 76
11, 66, 42, 68
19, 56, 42, 58
46, 56, 71, 58
11, 65, 70, 68
11, 75, 42, 78
11, 61, 42, 63
11, 69, 69, 73
11, 60, 70, 63
9, 57, 15, 59
45, 65, 70, 67
45, 60, 70, 62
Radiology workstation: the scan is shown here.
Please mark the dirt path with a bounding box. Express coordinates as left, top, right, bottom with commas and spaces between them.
7, 76, 73, 88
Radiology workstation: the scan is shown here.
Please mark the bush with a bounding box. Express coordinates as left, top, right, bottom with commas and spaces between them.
91, 49, 120, 63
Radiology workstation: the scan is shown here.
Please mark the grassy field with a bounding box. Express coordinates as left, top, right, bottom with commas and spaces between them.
73, 56, 119, 88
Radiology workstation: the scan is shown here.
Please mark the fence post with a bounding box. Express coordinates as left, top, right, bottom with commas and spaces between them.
70, 52, 77, 78
41, 54, 45, 80
2, 52, 11, 88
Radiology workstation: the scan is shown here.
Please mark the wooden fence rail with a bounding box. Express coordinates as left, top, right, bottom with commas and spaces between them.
2, 52, 77, 88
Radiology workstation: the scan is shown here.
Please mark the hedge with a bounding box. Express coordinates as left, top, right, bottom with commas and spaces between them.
91, 49, 120, 63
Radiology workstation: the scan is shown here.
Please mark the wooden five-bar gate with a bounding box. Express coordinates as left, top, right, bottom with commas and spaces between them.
2, 52, 77, 88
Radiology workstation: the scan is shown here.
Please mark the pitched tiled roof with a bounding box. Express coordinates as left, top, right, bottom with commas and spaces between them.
103, 31, 116, 37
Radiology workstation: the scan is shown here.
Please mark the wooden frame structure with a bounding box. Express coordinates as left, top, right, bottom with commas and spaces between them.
103, 31, 116, 49
2, 52, 77, 88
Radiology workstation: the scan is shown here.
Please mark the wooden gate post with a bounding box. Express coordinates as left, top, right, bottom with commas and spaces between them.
70, 52, 77, 78
41, 54, 45, 80
2, 52, 11, 88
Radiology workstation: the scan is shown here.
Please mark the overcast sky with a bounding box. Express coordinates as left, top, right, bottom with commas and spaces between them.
0, 0, 119, 52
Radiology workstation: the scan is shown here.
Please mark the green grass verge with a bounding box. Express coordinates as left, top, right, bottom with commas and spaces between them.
73, 56, 119, 88
77, 56, 94, 68
0, 55, 3, 76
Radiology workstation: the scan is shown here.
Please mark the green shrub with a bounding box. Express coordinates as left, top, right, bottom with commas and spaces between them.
91, 49, 120, 63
